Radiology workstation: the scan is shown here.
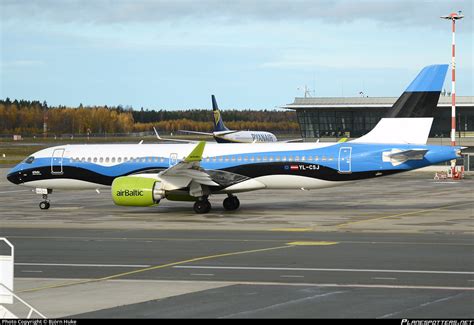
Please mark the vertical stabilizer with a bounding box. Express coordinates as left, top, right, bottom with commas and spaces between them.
351, 118, 433, 144
211, 95, 229, 132
385, 64, 448, 118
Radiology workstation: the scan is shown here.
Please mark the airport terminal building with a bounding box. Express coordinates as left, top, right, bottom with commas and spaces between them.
282, 95, 474, 139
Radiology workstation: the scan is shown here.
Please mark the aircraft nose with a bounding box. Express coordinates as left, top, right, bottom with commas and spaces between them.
7, 164, 24, 185
7, 172, 23, 185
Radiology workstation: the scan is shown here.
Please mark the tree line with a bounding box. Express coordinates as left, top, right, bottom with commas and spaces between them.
0, 98, 299, 136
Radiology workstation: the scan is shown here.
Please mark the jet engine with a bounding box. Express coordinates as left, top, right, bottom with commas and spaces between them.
111, 176, 165, 206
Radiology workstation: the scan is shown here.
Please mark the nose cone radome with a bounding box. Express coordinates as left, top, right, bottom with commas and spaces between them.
7, 164, 23, 185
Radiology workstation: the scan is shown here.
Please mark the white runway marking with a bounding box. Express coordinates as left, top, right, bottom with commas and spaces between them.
174, 265, 474, 275
16, 263, 151, 268
221, 291, 346, 318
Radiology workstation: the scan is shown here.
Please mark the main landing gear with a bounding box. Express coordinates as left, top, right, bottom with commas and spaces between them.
193, 197, 211, 214
223, 195, 240, 211
192, 195, 241, 214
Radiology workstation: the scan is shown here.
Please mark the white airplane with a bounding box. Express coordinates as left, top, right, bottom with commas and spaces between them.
179, 95, 278, 143
7, 65, 459, 214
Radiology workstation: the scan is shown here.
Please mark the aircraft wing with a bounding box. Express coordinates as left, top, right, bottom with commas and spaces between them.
154, 127, 197, 143
178, 130, 214, 136
157, 141, 219, 190
282, 138, 303, 143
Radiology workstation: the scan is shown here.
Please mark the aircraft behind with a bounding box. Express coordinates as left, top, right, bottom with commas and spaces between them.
179, 95, 278, 143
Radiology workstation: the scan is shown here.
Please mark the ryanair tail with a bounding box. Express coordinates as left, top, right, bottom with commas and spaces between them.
385, 64, 448, 118
212, 95, 229, 132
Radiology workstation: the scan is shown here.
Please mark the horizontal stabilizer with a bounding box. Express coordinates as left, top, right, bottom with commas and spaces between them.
388, 149, 428, 159
351, 118, 433, 144
383, 148, 429, 166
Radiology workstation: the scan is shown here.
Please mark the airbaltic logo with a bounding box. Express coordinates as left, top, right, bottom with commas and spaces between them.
116, 189, 144, 197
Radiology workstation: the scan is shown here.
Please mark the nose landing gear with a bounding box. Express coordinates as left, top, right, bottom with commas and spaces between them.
36, 188, 52, 210
39, 198, 50, 210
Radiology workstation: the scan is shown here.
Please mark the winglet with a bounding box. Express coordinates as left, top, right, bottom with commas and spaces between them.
185, 141, 206, 162
153, 127, 162, 140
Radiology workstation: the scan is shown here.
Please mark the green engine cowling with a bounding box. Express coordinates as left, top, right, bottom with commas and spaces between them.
112, 176, 163, 206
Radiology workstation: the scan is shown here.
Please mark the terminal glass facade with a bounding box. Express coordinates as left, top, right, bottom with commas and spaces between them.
296, 107, 474, 139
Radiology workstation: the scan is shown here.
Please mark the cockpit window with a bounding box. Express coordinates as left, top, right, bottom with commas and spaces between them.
24, 156, 35, 164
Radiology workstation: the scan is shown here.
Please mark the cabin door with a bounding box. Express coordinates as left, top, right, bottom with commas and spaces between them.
338, 147, 352, 173
51, 148, 65, 175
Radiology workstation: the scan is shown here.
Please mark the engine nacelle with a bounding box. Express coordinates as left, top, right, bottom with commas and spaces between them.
112, 176, 164, 206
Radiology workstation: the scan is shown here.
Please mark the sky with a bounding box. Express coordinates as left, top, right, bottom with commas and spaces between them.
0, 0, 472, 110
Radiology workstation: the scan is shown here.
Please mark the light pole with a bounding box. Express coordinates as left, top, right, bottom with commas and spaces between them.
440, 11, 464, 146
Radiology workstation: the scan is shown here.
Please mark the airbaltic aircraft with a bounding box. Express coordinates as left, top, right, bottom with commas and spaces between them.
179, 95, 278, 143
7, 65, 460, 213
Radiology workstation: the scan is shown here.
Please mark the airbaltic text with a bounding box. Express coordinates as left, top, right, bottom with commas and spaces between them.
116, 189, 144, 197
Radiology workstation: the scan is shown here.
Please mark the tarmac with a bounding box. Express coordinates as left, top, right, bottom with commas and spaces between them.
0, 167, 472, 318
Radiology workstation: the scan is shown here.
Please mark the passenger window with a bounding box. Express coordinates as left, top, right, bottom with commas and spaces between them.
87, 157, 91, 163
315, 156, 319, 161
99, 157, 104, 163
118, 157, 122, 163
111, 157, 116, 163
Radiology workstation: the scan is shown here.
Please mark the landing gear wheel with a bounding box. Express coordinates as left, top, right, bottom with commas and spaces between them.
39, 201, 50, 210
223, 196, 240, 211
194, 199, 211, 214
